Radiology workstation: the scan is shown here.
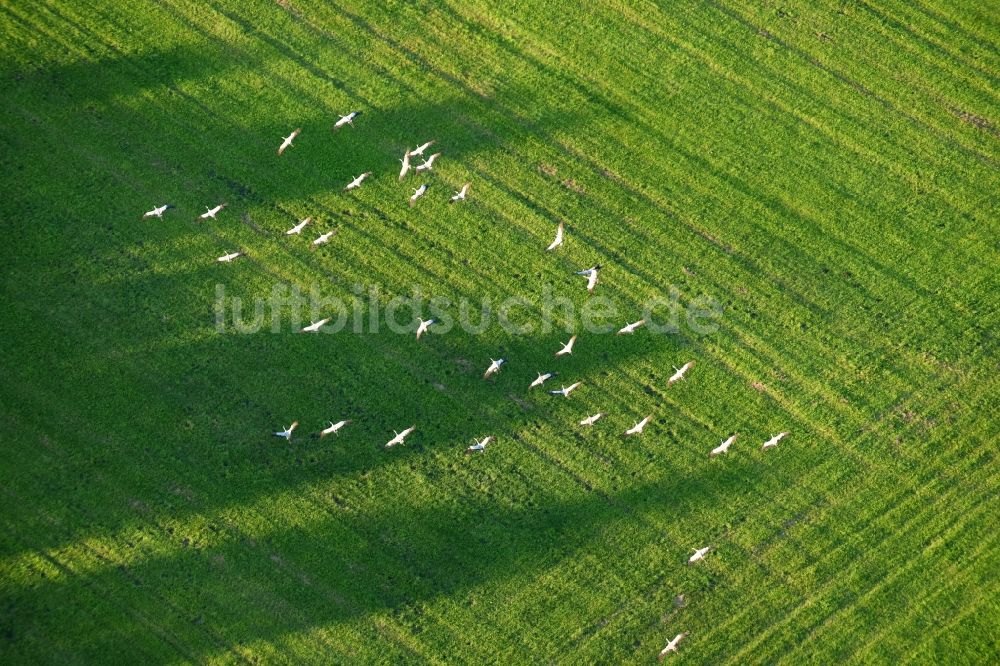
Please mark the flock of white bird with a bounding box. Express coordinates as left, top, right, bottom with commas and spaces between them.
143, 111, 790, 659
142, 113, 470, 263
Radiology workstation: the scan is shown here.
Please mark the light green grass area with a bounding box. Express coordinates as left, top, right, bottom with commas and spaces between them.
1, 0, 998, 663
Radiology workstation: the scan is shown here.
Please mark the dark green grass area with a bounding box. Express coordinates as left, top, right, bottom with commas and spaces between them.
1, 0, 998, 663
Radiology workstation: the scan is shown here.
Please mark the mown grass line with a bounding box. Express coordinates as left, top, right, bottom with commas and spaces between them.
0, 409, 292, 663
708, 480, 996, 661
199, 0, 752, 310
516, 392, 992, 656
528, 0, 996, 294
713, 476, 994, 656
834, 516, 999, 662
569, 456, 852, 657
482, 0, 994, 240
15, 394, 696, 660
416, 3, 952, 294
0, 75, 664, 552
619, 475, 993, 665
7, 0, 588, 416
734, 436, 988, 659
0, 326, 438, 660
696, 0, 1000, 168
304, 0, 916, 296
789, 494, 998, 662
909, 0, 1000, 54
33, 0, 632, 322
0, 243, 820, 660
0, 402, 428, 658
859, 0, 1000, 92
670, 379, 996, 657
899, 573, 1000, 665
741, 0, 1000, 116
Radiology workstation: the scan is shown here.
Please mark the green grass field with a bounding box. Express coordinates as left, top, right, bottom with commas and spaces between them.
1, 0, 998, 663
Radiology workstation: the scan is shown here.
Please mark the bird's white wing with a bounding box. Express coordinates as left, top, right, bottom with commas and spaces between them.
546, 222, 564, 250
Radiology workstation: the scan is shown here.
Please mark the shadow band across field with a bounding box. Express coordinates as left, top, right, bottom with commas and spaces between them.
3, 315, 688, 553
0, 10, 595, 209
2, 311, 705, 661
10, 469, 718, 662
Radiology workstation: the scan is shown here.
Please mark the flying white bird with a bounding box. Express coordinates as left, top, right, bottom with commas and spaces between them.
274, 422, 298, 441
449, 183, 470, 203
465, 436, 493, 454
415, 152, 441, 171
762, 431, 789, 450
199, 203, 227, 221
530, 372, 555, 389
333, 111, 360, 130
285, 217, 312, 235
320, 420, 351, 438
555, 335, 577, 357
483, 358, 505, 379
688, 546, 712, 564
546, 221, 564, 251
216, 251, 243, 263
549, 382, 582, 397
658, 632, 689, 660
575, 265, 601, 293
312, 231, 335, 246
415, 318, 435, 340
710, 434, 738, 456
398, 150, 411, 181
408, 141, 436, 157
385, 425, 415, 448
580, 413, 605, 426
142, 204, 174, 219
409, 184, 428, 207
344, 172, 372, 190
277, 128, 301, 155
617, 319, 645, 335
668, 361, 695, 385
624, 416, 652, 436
301, 318, 331, 333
